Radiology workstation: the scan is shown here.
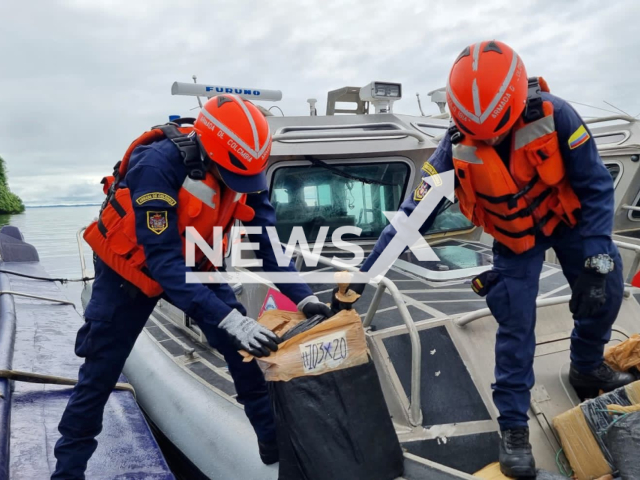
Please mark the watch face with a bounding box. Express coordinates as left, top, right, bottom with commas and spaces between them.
588, 254, 614, 274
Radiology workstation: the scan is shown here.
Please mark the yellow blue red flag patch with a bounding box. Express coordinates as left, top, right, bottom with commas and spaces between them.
568, 125, 590, 150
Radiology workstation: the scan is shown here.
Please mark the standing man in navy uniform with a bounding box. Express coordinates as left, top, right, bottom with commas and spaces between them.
53, 95, 331, 479
340, 41, 634, 477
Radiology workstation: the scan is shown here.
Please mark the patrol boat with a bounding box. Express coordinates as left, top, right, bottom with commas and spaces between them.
75, 81, 640, 479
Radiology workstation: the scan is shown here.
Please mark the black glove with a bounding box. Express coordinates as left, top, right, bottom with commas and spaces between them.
330, 283, 367, 313
301, 299, 333, 319
569, 269, 607, 318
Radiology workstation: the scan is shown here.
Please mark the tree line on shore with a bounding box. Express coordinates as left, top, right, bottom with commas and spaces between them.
0, 155, 25, 214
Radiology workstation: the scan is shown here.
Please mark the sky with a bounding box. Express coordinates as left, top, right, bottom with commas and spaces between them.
1, 0, 639, 206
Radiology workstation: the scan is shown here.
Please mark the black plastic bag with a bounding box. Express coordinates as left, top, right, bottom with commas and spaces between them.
270, 360, 404, 480
603, 412, 640, 480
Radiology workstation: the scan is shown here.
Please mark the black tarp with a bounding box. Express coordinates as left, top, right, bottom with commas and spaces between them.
270, 360, 404, 480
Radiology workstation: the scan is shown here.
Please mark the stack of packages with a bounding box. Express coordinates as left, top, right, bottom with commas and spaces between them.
243, 309, 404, 480
553, 336, 640, 480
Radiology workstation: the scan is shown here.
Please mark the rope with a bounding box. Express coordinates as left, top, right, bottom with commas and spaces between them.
0, 269, 94, 284
0, 290, 75, 307
0, 369, 135, 397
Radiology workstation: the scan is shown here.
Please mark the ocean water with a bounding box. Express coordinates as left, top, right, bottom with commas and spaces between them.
0, 205, 100, 310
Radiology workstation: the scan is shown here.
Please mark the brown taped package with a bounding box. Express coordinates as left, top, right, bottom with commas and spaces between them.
241, 309, 369, 382
553, 406, 611, 480
552, 381, 640, 480
473, 462, 510, 479
605, 334, 640, 372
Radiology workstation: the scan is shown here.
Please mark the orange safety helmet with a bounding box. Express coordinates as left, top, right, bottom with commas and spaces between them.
194, 94, 272, 193
446, 40, 528, 141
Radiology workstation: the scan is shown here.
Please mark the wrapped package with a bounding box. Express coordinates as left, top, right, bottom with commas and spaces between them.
247, 309, 404, 480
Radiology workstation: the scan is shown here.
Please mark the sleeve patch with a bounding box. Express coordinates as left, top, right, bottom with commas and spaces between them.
136, 192, 177, 206
147, 211, 168, 234
568, 124, 590, 150
421, 162, 442, 186
413, 180, 430, 201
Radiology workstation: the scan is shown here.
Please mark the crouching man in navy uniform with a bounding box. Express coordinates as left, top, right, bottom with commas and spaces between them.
337, 41, 634, 477
52, 95, 331, 479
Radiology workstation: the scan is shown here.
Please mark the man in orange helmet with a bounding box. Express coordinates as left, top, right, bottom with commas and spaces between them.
341, 41, 634, 477
52, 95, 332, 479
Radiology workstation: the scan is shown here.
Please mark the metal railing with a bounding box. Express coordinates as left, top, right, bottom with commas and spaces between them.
455, 238, 640, 328
454, 295, 572, 327
614, 239, 640, 284
622, 204, 640, 213
585, 115, 637, 125
76, 227, 89, 280
294, 252, 423, 426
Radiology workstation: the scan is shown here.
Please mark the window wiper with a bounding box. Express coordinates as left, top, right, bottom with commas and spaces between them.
304, 156, 396, 187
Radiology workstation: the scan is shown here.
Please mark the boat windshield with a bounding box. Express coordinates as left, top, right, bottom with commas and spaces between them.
269, 160, 473, 243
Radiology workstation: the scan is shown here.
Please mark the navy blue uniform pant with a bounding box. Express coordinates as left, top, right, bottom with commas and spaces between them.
52, 260, 275, 479
486, 225, 623, 430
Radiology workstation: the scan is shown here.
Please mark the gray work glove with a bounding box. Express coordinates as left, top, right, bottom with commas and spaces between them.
218, 309, 282, 357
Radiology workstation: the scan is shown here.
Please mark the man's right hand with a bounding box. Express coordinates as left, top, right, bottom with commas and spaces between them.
218, 310, 282, 357
331, 282, 367, 313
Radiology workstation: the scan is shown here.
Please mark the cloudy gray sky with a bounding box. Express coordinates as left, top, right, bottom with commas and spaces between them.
1, 0, 638, 205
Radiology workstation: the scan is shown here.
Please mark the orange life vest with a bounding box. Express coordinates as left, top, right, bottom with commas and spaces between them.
84, 122, 256, 297
452, 79, 581, 254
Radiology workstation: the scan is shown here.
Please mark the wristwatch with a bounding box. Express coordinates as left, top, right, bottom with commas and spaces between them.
584, 254, 615, 274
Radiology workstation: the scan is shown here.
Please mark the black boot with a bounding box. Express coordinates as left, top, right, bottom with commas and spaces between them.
258, 439, 279, 465
569, 362, 635, 401
499, 428, 536, 478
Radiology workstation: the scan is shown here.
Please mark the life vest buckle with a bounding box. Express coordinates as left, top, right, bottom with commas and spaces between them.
448, 123, 464, 144
522, 77, 544, 124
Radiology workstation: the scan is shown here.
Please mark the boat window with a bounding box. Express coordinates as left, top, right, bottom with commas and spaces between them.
605, 163, 621, 183
270, 161, 410, 241
594, 132, 628, 145
395, 244, 493, 281
631, 191, 640, 221
426, 201, 474, 234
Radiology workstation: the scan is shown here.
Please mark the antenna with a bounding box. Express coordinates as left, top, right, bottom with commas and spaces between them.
416, 93, 426, 116
171, 82, 283, 102
192, 75, 203, 109
603, 100, 631, 117
307, 98, 318, 116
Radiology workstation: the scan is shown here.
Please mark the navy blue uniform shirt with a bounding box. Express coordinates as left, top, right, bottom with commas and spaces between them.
362, 92, 615, 271
113, 138, 313, 324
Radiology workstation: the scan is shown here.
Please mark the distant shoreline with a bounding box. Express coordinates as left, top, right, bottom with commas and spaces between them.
25, 203, 101, 209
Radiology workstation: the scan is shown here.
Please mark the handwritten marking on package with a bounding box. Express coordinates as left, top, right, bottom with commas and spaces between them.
300, 331, 348, 374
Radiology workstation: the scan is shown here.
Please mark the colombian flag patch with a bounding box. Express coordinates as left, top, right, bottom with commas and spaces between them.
568, 125, 590, 150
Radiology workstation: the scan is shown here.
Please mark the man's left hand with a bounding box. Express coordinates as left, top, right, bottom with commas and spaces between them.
569, 270, 607, 318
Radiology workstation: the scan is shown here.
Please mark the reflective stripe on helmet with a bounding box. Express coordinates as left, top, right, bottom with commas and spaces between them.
478, 51, 520, 124
229, 94, 260, 151
200, 101, 271, 161
472, 41, 481, 71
